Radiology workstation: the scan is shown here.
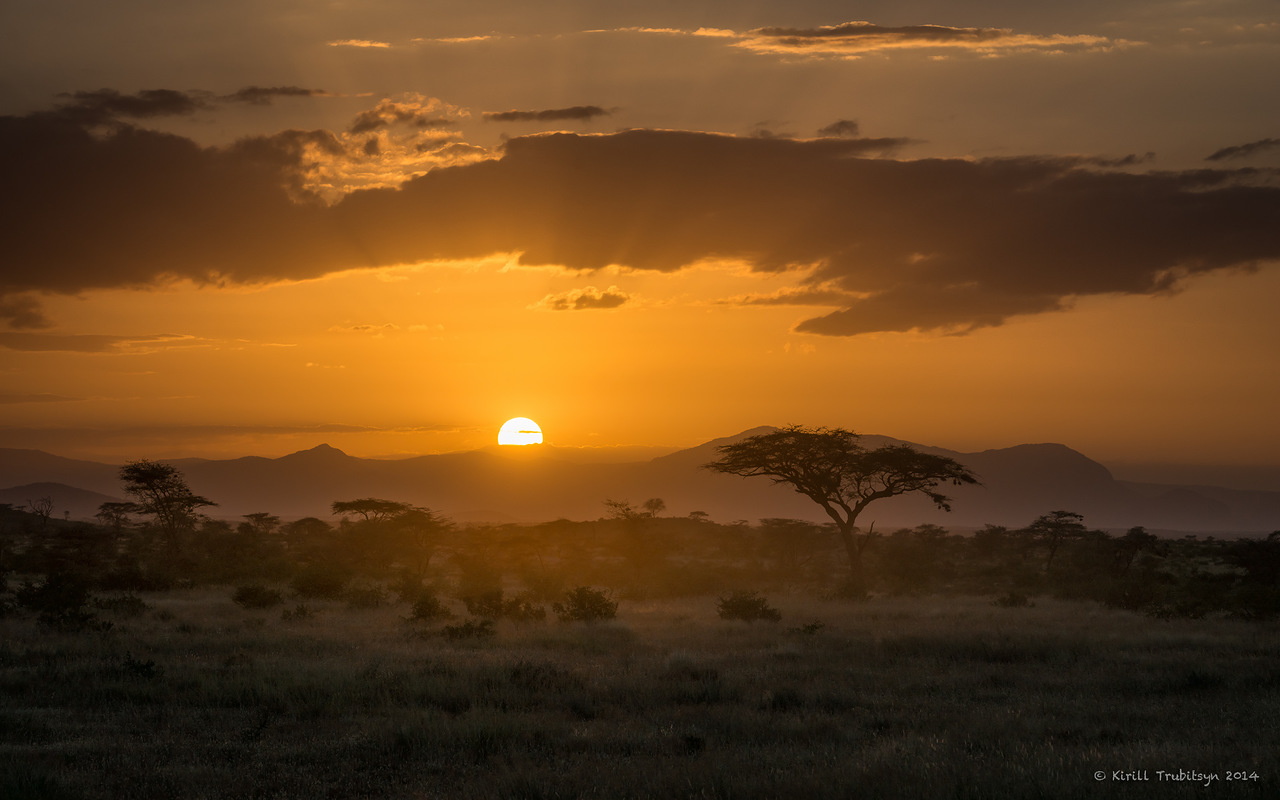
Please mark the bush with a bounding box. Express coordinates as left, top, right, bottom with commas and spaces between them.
441, 618, 495, 640
716, 590, 781, 622
232, 584, 283, 609
16, 573, 112, 632
553, 587, 618, 623
462, 588, 547, 623
462, 589, 506, 618
502, 592, 547, 624
407, 590, 453, 623
291, 565, 349, 599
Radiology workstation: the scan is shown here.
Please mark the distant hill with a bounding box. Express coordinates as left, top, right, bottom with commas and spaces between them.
0, 482, 125, 521
2, 431, 1277, 531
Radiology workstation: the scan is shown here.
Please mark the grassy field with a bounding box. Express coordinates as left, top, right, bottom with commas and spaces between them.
2, 590, 1278, 799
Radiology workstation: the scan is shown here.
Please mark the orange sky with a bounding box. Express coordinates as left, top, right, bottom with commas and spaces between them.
1, 1, 1278, 468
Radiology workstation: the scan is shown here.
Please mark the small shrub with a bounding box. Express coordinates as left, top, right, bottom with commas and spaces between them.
502, 592, 547, 624
344, 585, 388, 609
553, 587, 618, 623
16, 573, 112, 632
281, 603, 314, 621
460, 588, 547, 622
717, 590, 782, 622
462, 589, 506, 618
232, 584, 283, 609
407, 590, 453, 623
442, 618, 495, 640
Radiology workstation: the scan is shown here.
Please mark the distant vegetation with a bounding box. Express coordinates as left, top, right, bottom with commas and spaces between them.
0, 454, 1276, 623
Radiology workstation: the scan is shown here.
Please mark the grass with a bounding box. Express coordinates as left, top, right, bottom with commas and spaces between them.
1, 590, 1278, 798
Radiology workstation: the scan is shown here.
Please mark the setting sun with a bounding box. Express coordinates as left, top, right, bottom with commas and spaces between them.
498, 417, 543, 446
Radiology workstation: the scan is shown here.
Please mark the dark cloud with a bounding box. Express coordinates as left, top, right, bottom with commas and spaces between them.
221, 86, 328, 105
483, 106, 611, 123
0, 333, 193, 353
0, 295, 53, 329
1207, 138, 1280, 162
2, 108, 1277, 336
817, 119, 861, 138
54, 88, 214, 124
534, 286, 630, 311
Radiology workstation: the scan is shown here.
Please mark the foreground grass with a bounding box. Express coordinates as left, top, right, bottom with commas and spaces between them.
2, 591, 1278, 799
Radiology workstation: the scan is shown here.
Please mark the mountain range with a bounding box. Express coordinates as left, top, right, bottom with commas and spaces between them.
1, 428, 1277, 533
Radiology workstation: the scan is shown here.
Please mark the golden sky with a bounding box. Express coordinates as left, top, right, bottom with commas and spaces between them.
1, 1, 1278, 466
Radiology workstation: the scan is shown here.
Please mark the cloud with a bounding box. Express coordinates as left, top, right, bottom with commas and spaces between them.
717, 286, 861, 307
328, 323, 401, 335
0, 333, 197, 353
532, 286, 631, 311
349, 95, 462, 133
484, 106, 611, 123
0, 295, 53, 329
1207, 138, 1280, 162
53, 88, 214, 124
735, 21, 1118, 56
222, 86, 330, 105
817, 119, 861, 138
328, 39, 390, 48
2, 108, 1277, 336
615, 21, 1121, 58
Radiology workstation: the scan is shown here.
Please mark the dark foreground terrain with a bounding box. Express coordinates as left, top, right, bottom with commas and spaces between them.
2, 592, 1277, 799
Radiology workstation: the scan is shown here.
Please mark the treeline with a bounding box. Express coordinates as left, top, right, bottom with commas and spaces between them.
1, 465, 1278, 626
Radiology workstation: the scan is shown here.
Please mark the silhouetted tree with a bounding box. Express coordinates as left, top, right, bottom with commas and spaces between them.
704, 426, 977, 578
119, 460, 216, 548
27, 496, 55, 530
241, 512, 281, 537
95, 501, 139, 535
1113, 526, 1160, 577
331, 498, 411, 522
1026, 510, 1087, 571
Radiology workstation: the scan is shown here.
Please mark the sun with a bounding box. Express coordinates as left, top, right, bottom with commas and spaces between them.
498, 417, 543, 446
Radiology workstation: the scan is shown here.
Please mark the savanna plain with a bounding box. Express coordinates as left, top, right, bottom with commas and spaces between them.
3, 449, 1280, 799
3, 589, 1278, 799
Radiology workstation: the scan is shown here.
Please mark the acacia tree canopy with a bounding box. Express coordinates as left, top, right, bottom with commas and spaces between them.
119, 459, 216, 543
703, 425, 978, 575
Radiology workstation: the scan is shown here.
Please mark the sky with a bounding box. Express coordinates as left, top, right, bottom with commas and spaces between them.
1, 0, 1278, 469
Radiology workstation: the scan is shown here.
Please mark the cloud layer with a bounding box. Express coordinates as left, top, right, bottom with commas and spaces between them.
2, 104, 1277, 335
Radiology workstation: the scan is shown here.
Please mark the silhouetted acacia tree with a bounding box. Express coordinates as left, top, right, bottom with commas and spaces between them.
330, 498, 449, 575
1026, 510, 1087, 571
331, 498, 412, 522
703, 426, 977, 579
95, 501, 139, 535
119, 460, 216, 548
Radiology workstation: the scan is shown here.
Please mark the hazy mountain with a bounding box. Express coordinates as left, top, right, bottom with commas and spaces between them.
0, 482, 125, 521
2, 431, 1277, 532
